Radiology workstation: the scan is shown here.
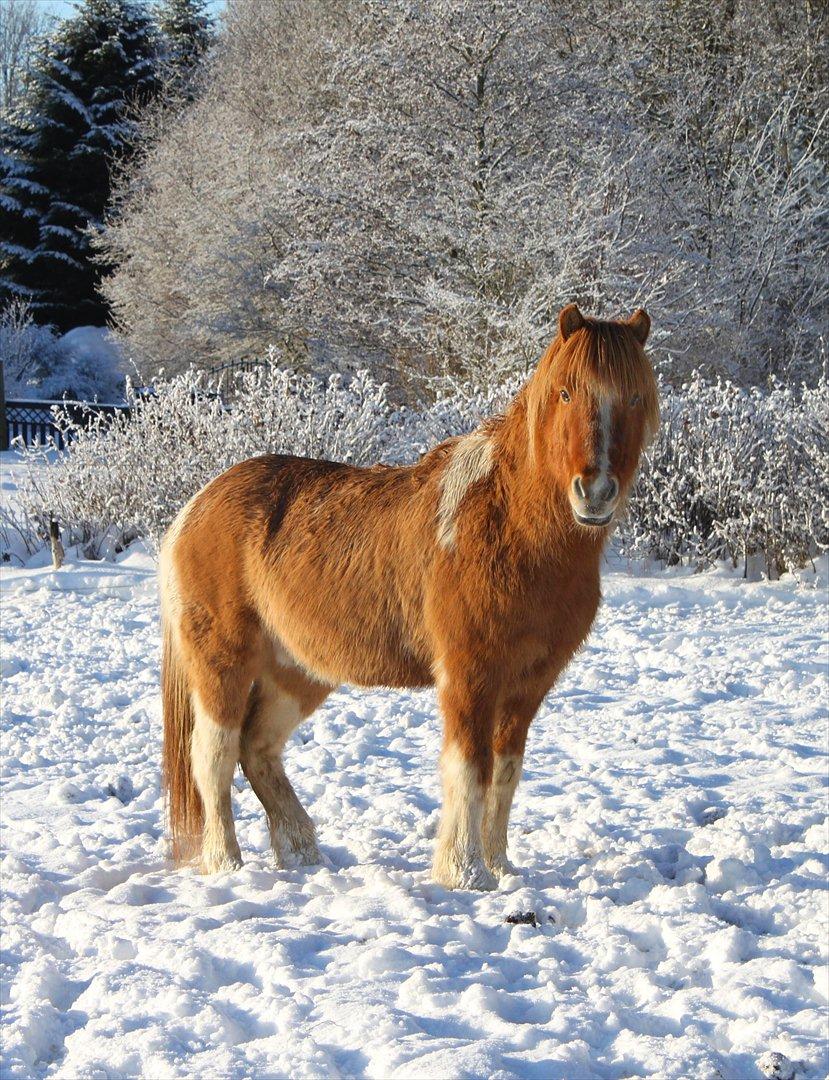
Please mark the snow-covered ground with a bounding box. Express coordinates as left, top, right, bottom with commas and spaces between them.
1, 507, 827, 1077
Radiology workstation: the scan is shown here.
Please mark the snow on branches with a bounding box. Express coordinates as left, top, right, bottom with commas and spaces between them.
619, 373, 829, 577
98, 0, 828, 388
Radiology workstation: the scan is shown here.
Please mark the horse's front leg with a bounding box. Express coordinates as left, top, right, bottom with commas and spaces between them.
432, 667, 497, 891
483, 685, 549, 878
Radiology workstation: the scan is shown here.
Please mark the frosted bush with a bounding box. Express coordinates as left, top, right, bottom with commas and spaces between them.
3, 357, 826, 577
402, 374, 524, 454
3, 359, 400, 557
618, 374, 829, 577
41, 327, 128, 402
0, 302, 128, 401
0, 300, 64, 394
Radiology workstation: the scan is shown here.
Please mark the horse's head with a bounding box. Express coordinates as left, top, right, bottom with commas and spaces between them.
528, 304, 659, 529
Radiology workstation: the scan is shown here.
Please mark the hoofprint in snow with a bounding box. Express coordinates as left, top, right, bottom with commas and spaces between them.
1, 547, 827, 1076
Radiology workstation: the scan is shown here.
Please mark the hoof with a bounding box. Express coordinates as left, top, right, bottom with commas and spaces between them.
296, 842, 323, 866
488, 854, 520, 879
432, 854, 498, 891
280, 842, 322, 869
202, 852, 243, 874
273, 832, 322, 869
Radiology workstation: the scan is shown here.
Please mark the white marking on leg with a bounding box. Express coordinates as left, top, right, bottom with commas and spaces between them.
437, 432, 494, 549
483, 753, 523, 877
432, 744, 496, 890
190, 696, 242, 873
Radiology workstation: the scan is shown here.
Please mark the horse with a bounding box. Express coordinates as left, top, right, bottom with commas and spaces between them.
159, 304, 659, 890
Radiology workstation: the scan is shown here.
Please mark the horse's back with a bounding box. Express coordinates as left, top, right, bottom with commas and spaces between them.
165, 453, 439, 689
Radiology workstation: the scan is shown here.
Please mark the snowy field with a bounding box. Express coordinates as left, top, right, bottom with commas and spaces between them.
1, 484, 828, 1078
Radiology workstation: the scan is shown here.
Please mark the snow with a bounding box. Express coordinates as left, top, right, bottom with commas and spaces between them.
56, 326, 124, 382
1, 481, 827, 1077
3, 326, 128, 403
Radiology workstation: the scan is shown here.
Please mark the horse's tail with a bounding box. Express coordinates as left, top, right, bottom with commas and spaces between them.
161, 616, 203, 864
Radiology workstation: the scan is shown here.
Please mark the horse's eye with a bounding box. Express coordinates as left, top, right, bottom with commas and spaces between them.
629, 393, 641, 407
560, 389, 571, 404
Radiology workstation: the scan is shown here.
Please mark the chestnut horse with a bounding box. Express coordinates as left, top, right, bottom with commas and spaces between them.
160, 304, 658, 890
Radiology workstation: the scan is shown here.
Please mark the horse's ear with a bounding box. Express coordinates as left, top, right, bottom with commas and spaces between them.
559, 303, 585, 341
627, 308, 651, 344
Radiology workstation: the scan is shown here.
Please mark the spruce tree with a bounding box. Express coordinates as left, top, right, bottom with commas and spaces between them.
0, 116, 44, 305
0, 0, 159, 330
156, 0, 213, 90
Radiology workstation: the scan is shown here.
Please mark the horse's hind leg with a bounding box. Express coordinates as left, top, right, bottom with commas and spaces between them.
189, 682, 248, 874
240, 662, 331, 868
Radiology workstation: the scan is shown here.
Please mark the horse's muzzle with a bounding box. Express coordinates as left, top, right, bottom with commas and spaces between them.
569, 475, 619, 527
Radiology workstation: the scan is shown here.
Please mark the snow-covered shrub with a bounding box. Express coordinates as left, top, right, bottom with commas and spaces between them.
0, 300, 64, 393
619, 374, 829, 576
3, 360, 399, 556
0, 301, 128, 401
43, 327, 128, 402
4, 356, 826, 578
402, 374, 524, 453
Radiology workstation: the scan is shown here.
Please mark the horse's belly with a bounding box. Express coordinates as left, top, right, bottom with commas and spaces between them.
259, 574, 433, 690
276, 625, 432, 689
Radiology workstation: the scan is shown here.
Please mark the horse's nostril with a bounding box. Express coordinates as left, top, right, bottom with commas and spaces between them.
603, 476, 619, 503
573, 477, 586, 500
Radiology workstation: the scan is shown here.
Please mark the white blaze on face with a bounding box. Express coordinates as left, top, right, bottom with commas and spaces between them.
582, 392, 614, 504
595, 395, 613, 495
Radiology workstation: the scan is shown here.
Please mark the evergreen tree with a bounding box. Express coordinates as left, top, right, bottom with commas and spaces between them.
0, 116, 44, 304
0, 0, 159, 330
156, 0, 213, 90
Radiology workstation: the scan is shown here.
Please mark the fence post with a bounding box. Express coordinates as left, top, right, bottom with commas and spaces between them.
49, 516, 65, 570
0, 361, 7, 452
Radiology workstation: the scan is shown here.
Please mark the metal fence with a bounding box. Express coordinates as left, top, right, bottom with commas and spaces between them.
2, 399, 131, 451
0, 357, 268, 451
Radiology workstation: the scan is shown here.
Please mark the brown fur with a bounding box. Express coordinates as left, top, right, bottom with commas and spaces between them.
160, 306, 658, 887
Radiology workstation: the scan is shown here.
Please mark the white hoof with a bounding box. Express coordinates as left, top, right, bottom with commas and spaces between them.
488, 854, 520, 879
432, 852, 498, 891
272, 822, 322, 869
276, 841, 322, 869
202, 851, 243, 874
296, 842, 323, 866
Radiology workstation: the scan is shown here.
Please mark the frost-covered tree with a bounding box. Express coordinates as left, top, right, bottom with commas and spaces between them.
0, 0, 52, 117
98, 0, 360, 375
265, 0, 674, 388
99, 0, 829, 387
577, 0, 829, 379
0, 0, 159, 329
